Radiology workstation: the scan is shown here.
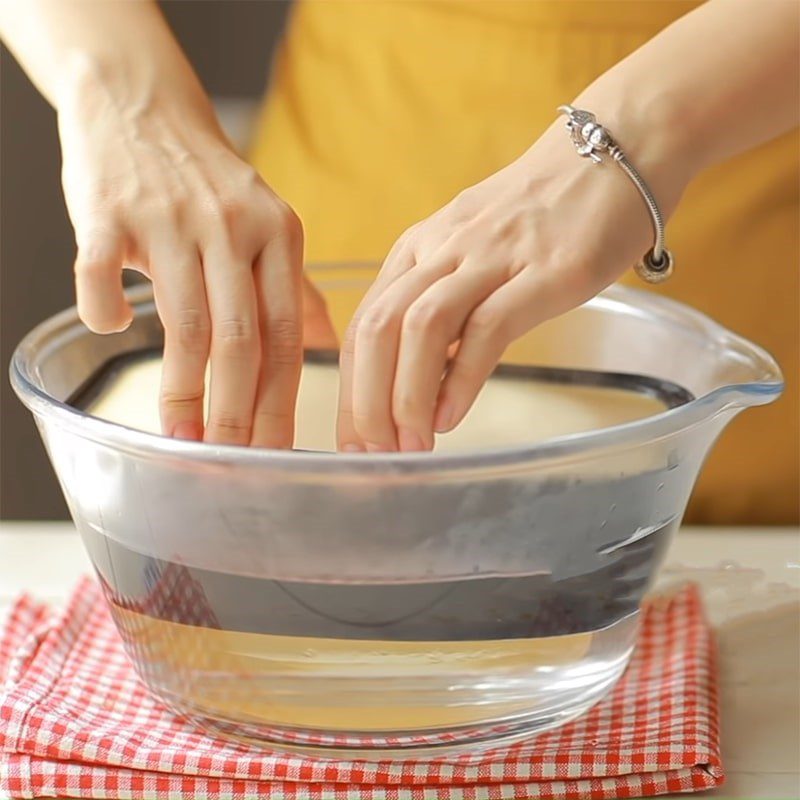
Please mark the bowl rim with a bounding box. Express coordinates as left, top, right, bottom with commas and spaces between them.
10, 264, 784, 475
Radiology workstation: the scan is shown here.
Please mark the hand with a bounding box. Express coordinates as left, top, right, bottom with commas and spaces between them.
59, 69, 334, 448
337, 114, 689, 452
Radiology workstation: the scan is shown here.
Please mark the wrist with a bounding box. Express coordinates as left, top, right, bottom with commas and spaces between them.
56, 49, 220, 140
570, 79, 701, 218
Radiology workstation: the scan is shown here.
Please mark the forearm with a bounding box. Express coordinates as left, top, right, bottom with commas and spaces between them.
567, 0, 799, 192
0, 0, 216, 130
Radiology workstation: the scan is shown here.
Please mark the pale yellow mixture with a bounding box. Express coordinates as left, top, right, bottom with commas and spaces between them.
89, 357, 667, 452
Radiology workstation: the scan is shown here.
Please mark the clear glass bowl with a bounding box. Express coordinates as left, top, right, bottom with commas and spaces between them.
10, 264, 782, 759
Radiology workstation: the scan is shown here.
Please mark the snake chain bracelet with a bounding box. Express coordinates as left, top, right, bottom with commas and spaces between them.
557, 104, 674, 284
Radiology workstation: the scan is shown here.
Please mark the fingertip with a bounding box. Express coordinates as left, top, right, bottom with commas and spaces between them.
109, 305, 134, 333
340, 442, 365, 453
172, 421, 204, 441
397, 426, 429, 452
116, 310, 134, 333
78, 305, 134, 335
433, 397, 456, 434
76, 274, 132, 334
250, 426, 295, 450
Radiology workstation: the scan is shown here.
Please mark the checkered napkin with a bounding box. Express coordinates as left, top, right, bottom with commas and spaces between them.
0, 578, 723, 800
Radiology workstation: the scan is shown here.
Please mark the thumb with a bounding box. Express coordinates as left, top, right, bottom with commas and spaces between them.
74, 224, 133, 333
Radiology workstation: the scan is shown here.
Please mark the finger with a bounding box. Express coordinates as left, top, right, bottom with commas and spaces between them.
150, 240, 210, 441
435, 266, 570, 433
336, 229, 418, 452
302, 274, 338, 350
74, 225, 132, 333
202, 242, 261, 446
250, 229, 304, 449
360, 223, 422, 300
336, 323, 363, 451
350, 254, 457, 451
393, 261, 502, 450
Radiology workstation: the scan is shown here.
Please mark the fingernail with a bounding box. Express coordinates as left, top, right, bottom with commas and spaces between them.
434, 400, 455, 433
173, 422, 202, 441
398, 427, 426, 452
342, 443, 365, 453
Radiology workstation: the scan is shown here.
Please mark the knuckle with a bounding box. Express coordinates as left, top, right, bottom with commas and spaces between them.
160, 387, 204, 409
75, 256, 110, 280
271, 203, 304, 247
219, 162, 262, 200
398, 222, 422, 248
223, 187, 265, 227
219, 195, 246, 223
143, 195, 179, 223
403, 300, 446, 335
276, 201, 301, 231
451, 189, 469, 208
171, 308, 211, 353
254, 408, 293, 426
350, 411, 385, 444
449, 356, 486, 386
267, 317, 303, 365
449, 190, 474, 219
357, 305, 400, 339
239, 163, 262, 189
393, 389, 422, 422
206, 414, 251, 438
201, 195, 227, 227
466, 307, 505, 341
76, 240, 118, 277
213, 317, 259, 352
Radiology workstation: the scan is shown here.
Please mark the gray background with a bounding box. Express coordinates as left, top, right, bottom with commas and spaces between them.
0, 1, 290, 519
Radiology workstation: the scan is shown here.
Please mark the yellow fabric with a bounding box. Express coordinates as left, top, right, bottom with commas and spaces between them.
250, 0, 799, 524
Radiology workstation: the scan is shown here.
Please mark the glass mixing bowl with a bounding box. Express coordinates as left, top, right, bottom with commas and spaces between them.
10, 264, 782, 758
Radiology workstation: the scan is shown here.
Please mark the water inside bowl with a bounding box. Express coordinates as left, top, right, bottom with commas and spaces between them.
70, 352, 688, 738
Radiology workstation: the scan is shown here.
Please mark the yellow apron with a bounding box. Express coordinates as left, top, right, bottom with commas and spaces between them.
250, 0, 799, 524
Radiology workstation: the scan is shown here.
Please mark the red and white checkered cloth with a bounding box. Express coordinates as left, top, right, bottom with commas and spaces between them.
0, 578, 723, 799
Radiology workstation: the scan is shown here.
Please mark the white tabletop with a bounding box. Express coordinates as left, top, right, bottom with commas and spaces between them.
1, 522, 798, 800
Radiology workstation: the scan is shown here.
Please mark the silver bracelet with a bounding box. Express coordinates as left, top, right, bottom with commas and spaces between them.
557, 104, 674, 284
